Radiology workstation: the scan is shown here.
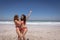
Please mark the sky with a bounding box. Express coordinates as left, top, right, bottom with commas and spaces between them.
0, 0, 60, 20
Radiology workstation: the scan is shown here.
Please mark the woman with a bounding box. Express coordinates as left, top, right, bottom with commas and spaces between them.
14, 15, 23, 40
20, 14, 28, 40
20, 9, 32, 40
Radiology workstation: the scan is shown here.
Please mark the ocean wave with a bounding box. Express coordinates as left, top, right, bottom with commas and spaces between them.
0, 21, 60, 25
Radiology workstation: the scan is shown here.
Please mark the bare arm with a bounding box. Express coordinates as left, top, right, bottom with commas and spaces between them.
15, 20, 21, 25
26, 9, 32, 20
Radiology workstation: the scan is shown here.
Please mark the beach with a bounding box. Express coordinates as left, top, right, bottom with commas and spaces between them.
0, 22, 60, 40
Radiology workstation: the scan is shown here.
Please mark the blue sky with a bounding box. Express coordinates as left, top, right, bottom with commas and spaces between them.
0, 0, 60, 20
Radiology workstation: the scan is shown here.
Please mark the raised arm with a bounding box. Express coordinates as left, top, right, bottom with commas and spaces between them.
26, 9, 32, 20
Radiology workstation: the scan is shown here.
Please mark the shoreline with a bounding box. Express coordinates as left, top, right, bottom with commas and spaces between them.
0, 21, 60, 24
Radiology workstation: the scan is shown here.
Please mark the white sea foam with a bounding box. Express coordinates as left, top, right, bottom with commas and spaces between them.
0, 21, 60, 25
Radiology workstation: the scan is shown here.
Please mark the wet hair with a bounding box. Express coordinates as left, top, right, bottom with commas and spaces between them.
20, 14, 26, 24
14, 15, 19, 22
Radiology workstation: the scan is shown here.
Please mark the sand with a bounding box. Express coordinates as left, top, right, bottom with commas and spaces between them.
0, 22, 60, 40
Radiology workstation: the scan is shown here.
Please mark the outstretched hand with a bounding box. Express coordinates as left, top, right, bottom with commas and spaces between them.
26, 9, 32, 20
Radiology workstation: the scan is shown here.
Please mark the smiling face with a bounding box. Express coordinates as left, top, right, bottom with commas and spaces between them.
14, 15, 19, 21
21, 15, 24, 20
20, 14, 26, 24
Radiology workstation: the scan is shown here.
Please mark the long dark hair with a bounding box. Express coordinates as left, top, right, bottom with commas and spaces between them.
14, 15, 19, 22
20, 14, 26, 24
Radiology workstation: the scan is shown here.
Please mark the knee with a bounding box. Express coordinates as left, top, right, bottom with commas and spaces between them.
25, 28, 28, 32
18, 34, 22, 38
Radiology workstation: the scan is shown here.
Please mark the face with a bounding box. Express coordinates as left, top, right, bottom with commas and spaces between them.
14, 15, 19, 21
21, 14, 24, 19
20, 14, 26, 21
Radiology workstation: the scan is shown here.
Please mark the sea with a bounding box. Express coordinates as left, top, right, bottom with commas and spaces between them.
0, 20, 60, 25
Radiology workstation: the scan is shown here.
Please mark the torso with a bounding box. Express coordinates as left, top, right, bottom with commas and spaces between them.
21, 21, 26, 28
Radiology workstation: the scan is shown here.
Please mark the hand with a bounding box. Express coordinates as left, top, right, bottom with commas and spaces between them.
30, 9, 32, 13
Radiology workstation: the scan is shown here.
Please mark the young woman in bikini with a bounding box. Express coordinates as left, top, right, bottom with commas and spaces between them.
14, 15, 23, 40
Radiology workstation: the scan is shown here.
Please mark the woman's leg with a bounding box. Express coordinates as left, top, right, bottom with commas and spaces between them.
18, 36, 20, 40
23, 36, 26, 40
16, 27, 23, 40
22, 28, 28, 40
18, 36, 23, 40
